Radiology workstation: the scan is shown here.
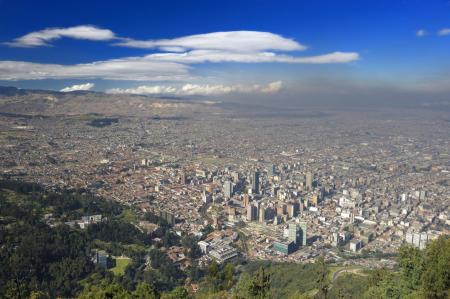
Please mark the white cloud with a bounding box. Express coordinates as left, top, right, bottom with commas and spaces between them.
1, 27, 359, 82
416, 29, 427, 37
115, 31, 306, 52
145, 50, 359, 64
107, 81, 283, 96
0, 58, 191, 81
261, 81, 283, 93
292, 51, 359, 64
112, 31, 358, 65
438, 28, 450, 36
5, 25, 115, 47
60, 82, 95, 92
107, 85, 178, 95
0, 50, 358, 81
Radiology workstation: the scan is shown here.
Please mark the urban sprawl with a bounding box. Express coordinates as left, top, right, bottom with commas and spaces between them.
1, 96, 449, 270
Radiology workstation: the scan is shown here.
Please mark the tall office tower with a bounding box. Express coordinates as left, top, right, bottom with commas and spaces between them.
299, 201, 304, 214
287, 203, 298, 218
293, 202, 299, 216
299, 222, 307, 246
270, 185, 277, 196
259, 206, 266, 223
252, 171, 260, 194
350, 210, 355, 224
180, 171, 187, 184
231, 171, 240, 183
223, 180, 233, 198
247, 204, 257, 221
288, 223, 299, 244
202, 190, 212, 204
305, 171, 313, 190
279, 172, 286, 182
310, 193, 319, 206
243, 194, 250, 207
419, 190, 426, 200
267, 164, 275, 177
277, 205, 286, 216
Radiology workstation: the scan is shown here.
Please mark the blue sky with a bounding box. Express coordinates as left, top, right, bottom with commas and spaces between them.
0, 0, 449, 99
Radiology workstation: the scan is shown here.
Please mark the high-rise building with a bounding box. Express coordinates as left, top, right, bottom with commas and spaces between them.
228, 207, 236, 221
141, 158, 148, 166
287, 202, 299, 218
180, 171, 187, 184
202, 190, 212, 204
406, 232, 429, 250
310, 193, 319, 206
306, 172, 313, 190
277, 204, 287, 216
243, 194, 250, 207
252, 171, 260, 194
273, 241, 296, 255
267, 164, 275, 177
299, 221, 307, 246
288, 223, 299, 244
299, 201, 304, 214
350, 239, 362, 252
223, 181, 233, 198
259, 206, 266, 223
231, 172, 240, 183
419, 190, 426, 200
247, 204, 257, 221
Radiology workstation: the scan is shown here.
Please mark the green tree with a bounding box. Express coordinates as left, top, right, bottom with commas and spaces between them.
397, 244, 424, 290
288, 291, 311, 299
367, 268, 388, 288
233, 267, 271, 299
363, 271, 406, 299
208, 261, 220, 279
160, 286, 189, 299
421, 235, 450, 299
234, 272, 253, 298
249, 266, 272, 299
362, 285, 386, 299
206, 260, 222, 292
77, 281, 132, 299
29, 291, 50, 299
181, 234, 202, 259
314, 256, 329, 299
187, 262, 202, 282
132, 282, 158, 299
223, 263, 235, 288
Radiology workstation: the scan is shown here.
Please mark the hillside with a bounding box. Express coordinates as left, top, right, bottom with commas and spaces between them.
0, 86, 223, 117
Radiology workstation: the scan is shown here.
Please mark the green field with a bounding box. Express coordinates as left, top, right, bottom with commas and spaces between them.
110, 257, 131, 276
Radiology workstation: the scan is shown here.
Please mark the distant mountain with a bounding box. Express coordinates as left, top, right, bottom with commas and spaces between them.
0, 86, 27, 96
0, 86, 222, 117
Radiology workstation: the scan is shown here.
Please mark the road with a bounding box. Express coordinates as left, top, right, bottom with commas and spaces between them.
332, 267, 367, 282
